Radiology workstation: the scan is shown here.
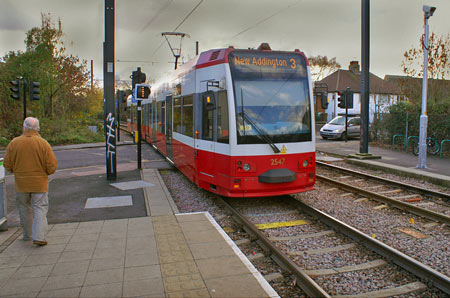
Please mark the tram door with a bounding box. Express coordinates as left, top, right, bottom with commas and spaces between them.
195, 91, 216, 185
165, 95, 173, 161
152, 100, 157, 144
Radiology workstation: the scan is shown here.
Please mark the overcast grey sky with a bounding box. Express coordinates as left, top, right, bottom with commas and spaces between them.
1, 0, 449, 83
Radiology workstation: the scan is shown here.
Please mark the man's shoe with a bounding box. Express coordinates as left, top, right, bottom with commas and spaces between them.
33, 240, 48, 246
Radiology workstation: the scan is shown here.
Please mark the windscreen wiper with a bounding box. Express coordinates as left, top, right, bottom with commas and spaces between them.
239, 112, 280, 154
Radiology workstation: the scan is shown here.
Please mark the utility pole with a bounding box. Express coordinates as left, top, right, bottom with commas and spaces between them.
417, 5, 436, 169
104, 0, 116, 180
360, 0, 370, 154
91, 60, 94, 90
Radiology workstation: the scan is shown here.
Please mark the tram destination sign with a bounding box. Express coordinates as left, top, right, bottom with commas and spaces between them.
229, 51, 307, 79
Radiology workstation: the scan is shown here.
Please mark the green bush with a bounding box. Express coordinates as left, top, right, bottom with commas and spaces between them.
38, 118, 104, 145
371, 100, 450, 148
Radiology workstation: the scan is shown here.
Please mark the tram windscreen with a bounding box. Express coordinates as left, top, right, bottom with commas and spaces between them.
229, 51, 312, 144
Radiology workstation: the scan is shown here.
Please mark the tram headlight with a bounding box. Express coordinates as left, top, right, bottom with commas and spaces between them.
302, 160, 309, 167
236, 160, 255, 173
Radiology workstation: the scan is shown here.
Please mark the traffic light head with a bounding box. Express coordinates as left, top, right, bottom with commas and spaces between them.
117, 90, 127, 103
10, 79, 20, 100
131, 67, 146, 89
29, 81, 40, 101
337, 91, 345, 108
320, 92, 328, 109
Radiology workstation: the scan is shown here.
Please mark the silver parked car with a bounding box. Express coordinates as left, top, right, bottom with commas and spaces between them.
319, 116, 361, 140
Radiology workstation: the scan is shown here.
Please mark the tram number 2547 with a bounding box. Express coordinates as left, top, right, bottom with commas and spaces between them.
271, 158, 285, 166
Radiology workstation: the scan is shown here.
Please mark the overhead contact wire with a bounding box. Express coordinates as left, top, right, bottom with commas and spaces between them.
151, 0, 204, 56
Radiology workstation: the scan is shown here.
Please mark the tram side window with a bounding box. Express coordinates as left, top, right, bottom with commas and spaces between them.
182, 95, 193, 137
147, 102, 153, 127
202, 94, 213, 141
161, 101, 166, 134
174, 98, 182, 133
153, 100, 157, 128
145, 104, 152, 127
157, 101, 162, 133
217, 91, 229, 144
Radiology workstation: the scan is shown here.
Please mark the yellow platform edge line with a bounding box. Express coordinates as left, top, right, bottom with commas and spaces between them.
256, 220, 308, 230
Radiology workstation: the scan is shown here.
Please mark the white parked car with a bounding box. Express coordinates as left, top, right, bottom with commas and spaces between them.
319, 116, 361, 140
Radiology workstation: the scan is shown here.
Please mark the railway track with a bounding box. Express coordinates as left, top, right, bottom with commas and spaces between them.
317, 161, 450, 202
217, 195, 450, 297
316, 161, 450, 226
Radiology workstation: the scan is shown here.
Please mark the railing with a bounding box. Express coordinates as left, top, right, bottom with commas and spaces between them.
396, 136, 449, 158
406, 136, 418, 153
441, 140, 450, 158
392, 134, 406, 151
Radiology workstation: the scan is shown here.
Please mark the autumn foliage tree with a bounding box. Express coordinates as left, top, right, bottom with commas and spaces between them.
399, 32, 450, 108
1, 13, 102, 143
23, 13, 91, 117
402, 32, 450, 80
373, 32, 450, 145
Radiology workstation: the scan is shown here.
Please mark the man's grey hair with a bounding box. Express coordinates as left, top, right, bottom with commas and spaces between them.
23, 117, 40, 131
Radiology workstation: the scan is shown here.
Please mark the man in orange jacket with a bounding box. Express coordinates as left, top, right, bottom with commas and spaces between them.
4, 117, 57, 246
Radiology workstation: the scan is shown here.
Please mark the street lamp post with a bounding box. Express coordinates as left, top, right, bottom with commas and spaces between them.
417, 5, 436, 169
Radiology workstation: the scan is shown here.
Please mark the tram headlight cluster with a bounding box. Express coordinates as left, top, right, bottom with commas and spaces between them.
236, 160, 255, 173
299, 157, 313, 169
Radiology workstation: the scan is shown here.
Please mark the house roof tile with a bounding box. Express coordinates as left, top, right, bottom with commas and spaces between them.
318, 69, 402, 95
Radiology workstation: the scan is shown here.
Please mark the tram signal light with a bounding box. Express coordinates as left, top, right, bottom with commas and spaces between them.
29, 81, 40, 101
10, 79, 20, 100
135, 85, 150, 100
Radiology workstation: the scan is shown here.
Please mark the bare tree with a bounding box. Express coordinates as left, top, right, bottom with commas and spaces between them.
309, 55, 341, 81
402, 32, 450, 80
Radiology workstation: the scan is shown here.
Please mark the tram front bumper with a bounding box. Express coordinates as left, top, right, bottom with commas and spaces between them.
258, 168, 296, 183
223, 171, 315, 198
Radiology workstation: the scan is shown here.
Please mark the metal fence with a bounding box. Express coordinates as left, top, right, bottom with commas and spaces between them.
371, 112, 450, 152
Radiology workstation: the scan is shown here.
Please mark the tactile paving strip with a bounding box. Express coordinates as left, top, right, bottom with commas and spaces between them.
153, 215, 210, 297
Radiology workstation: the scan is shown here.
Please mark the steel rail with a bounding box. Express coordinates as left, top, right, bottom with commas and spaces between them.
316, 161, 450, 202
217, 197, 331, 298
290, 198, 450, 295
316, 174, 450, 227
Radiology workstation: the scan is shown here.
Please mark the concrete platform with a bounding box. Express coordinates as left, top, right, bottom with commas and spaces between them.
0, 169, 279, 298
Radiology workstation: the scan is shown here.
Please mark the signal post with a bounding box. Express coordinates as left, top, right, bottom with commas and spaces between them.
134, 84, 150, 170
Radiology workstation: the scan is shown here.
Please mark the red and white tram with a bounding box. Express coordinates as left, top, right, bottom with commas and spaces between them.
128, 43, 316, 198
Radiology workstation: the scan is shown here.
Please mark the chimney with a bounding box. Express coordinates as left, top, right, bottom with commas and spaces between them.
349, 61, 360, 73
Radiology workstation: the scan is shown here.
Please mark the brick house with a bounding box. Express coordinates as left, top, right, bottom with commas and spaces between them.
314, 61, 402, 122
